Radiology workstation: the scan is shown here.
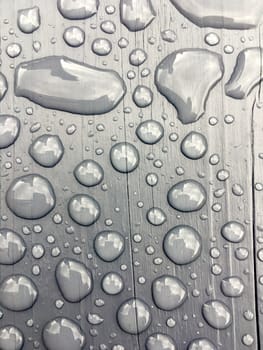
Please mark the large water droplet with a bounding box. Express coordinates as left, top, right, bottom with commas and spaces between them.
202, 300, 232, 329
221, 276, 244, 297
120, 0, 156, 31
146, 333, 176, 350
56, 258, 93, 302
163, 225, 202, 265
0, 326, 24, 350
187, 338, 216, 350
0, 73, 8, 102
68, 194, 100, 226
15, 56, 126, 115
57, 0, 99, 20
0, 275, 38, 311
181, 132, 208, 160
94, 231, 125, 262
168, 180, 206, 212
0, 229, 26, 265
6, 174, 56, 220
29, 134, 64, 167
170, 0, 263, 29
155, 49, 224, 124
152, 275, 187, 310
117, 298, 151, 334
221, 221, 245, 243
110, 142, 139, 173
92, 38, 112, 56
42, 317, 86, 350
74, 159, 104, 187
136, 120, 164, 145
17, 6, 40, 33
225, 48, 263, 99
0, 115, 20, 149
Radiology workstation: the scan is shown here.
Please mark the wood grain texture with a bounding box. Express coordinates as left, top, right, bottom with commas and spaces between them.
0, 0, 261, 349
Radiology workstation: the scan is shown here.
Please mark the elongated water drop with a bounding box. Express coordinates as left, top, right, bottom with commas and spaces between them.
17, 6, 40, 33
15, 56, 126, 116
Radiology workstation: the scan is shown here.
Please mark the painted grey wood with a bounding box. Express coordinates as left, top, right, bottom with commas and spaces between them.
0, 0, 260, 349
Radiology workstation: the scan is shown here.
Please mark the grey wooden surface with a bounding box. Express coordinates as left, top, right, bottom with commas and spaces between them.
0, 0, 261, 349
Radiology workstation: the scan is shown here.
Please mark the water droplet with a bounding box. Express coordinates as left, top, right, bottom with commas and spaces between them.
129, 48, 147, 66
6, 174, 56, 220
92, 38, 112, 56
0, 73, 8, 101
170, 0, 263, 29
94, 231, 125, 262
152, 275, 187, 310
202, 300, 232, 329
57, 0, 99, 20
0, 115, 20, 149
120, 0, 156, 31
187, 338, 216, 350
6, 43, 22, 58
133, 85, 153, 108
226, 48, 263, 99
42, 317, 86, 350
221, 276, 244, 297
87, 313, 104, 325
100, 20, 116, 34
181, 132, 207, 160
221, 221, 245, 243
63, 26, 85, 47
110, 142, 139, 173
155, 49, 224, 124
161, 30, 176, 43
0, 275, 38, 311
204, 32, 220, 46
68, 194, 100, 226
117, 298, 151, 334
0, 229, 26, 265
101, 272, 124, 295
146, 333, 176, 350
17, 6, 40, 34
15, 56, 126, 115
147, 208, 166, 226
164, 225, 202, 265
29, 134, 64, 167
168, 180, 207, 212
136, 120, 164, 144
74, 159, 104, 187
56, 258, 93, 302
0, 326, 24, 350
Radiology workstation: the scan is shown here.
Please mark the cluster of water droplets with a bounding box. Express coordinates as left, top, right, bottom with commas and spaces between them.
0, 0, 259, 349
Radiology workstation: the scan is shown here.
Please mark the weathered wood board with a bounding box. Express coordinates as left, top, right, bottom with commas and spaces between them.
0, 1, 261, 349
